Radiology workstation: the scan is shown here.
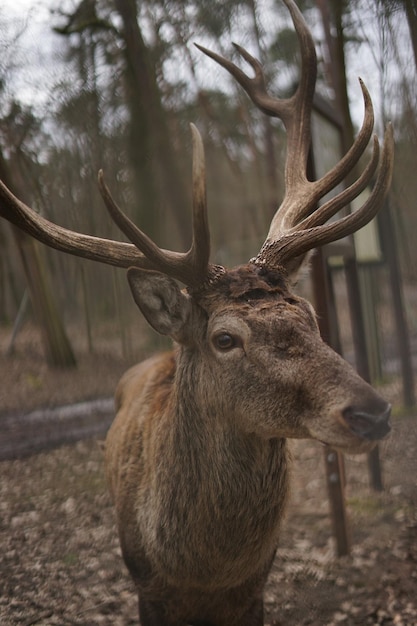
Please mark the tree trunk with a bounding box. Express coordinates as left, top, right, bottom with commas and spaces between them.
247, 0, 279, 217
403, 0, 417, 71
0, 152, 76, 368
114, 0, 191, 248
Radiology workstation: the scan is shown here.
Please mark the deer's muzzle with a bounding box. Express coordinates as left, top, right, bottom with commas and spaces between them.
342, 403, 392, 441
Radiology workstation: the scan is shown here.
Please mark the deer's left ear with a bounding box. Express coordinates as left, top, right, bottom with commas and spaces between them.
127, 267, 195, 343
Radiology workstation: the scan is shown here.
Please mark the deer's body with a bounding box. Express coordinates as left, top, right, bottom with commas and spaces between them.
107, 352, 287, 624
0, 1, 394, 624
108, 350, 289, 588
104, 265, 389, 625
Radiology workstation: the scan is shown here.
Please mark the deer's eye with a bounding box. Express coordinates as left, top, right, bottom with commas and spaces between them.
213, 332, 237, 351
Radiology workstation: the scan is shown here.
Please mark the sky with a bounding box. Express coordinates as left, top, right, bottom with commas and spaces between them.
0, 0, 413, 132
0, 0, 65, 111
1, 0, 52, 41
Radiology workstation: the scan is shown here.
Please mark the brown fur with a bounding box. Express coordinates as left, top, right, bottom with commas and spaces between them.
105, 264, 390, 626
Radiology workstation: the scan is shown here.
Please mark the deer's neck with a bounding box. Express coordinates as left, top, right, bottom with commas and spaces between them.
147, 350, 290, 588
173, 347, 289, 499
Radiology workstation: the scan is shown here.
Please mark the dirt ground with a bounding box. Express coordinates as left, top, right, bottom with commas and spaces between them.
0, 324, 416, 625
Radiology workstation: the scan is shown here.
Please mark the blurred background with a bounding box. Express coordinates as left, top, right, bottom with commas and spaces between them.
1, 2, 417, 624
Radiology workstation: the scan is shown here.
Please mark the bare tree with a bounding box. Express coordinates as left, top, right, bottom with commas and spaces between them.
0, 149, 76, 367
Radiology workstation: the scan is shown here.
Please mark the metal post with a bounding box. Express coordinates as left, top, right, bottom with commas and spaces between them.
344, 257, 384, 491
378, 203, 415, 408
325, 448, 350, 556
311, 249, 351, 557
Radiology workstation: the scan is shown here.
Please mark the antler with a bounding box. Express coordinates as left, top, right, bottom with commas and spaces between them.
0, 124, 222, 290
0, 0, 394, 290
196, 0, 394, 272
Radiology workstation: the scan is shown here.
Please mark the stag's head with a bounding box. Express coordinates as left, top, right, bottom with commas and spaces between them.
0, 0, 393, 452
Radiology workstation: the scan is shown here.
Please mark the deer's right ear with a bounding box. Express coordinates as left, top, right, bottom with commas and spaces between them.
127, 268, 194, 342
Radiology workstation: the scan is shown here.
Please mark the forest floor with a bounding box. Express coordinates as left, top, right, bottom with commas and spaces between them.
0, 324, 416, 625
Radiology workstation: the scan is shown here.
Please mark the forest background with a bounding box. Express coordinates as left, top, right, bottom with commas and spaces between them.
0, 0, 416, 393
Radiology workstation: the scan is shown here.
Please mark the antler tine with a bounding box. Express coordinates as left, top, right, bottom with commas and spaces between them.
188, 123, 212, 280
298, 135, 380, 232
195, 0, 316, 176
194, 42, 292, 121
257, 124, 394, 268
267, 78, 375, 237
98, 124, 220, 289
97, 171, 184, 273
311, 80, 375, 205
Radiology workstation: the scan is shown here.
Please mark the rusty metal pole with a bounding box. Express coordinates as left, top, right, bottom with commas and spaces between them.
378, 203, 415, 409
344, 257, 384, 492
311, 248, 351, 557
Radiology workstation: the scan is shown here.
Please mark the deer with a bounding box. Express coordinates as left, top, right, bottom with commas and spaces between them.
0, 1, 393, 624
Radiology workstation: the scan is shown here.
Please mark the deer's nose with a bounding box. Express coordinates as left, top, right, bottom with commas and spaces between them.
342, 403, 392, 441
